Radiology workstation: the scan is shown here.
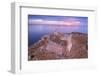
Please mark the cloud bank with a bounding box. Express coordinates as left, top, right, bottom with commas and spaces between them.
28, 19, 80, 26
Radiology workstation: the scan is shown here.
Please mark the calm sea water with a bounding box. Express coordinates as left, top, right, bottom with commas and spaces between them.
28, 25, 88, 46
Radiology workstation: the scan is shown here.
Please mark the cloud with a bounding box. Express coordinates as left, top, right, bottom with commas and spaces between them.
28, 19, 80, 26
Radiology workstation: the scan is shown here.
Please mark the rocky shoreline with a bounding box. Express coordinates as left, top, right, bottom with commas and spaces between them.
28, 32, 88, 60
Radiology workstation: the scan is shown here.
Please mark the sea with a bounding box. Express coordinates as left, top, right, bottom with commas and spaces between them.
28, 25, 88, 46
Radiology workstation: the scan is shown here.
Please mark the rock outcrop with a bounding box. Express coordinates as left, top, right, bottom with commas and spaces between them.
28, 32, 88, 60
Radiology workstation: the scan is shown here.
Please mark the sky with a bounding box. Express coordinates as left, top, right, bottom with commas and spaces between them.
28, 15, 88, 46
28, 15, 88, 26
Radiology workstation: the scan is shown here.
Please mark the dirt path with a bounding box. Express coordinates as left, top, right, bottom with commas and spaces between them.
66, 34, 72, 52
